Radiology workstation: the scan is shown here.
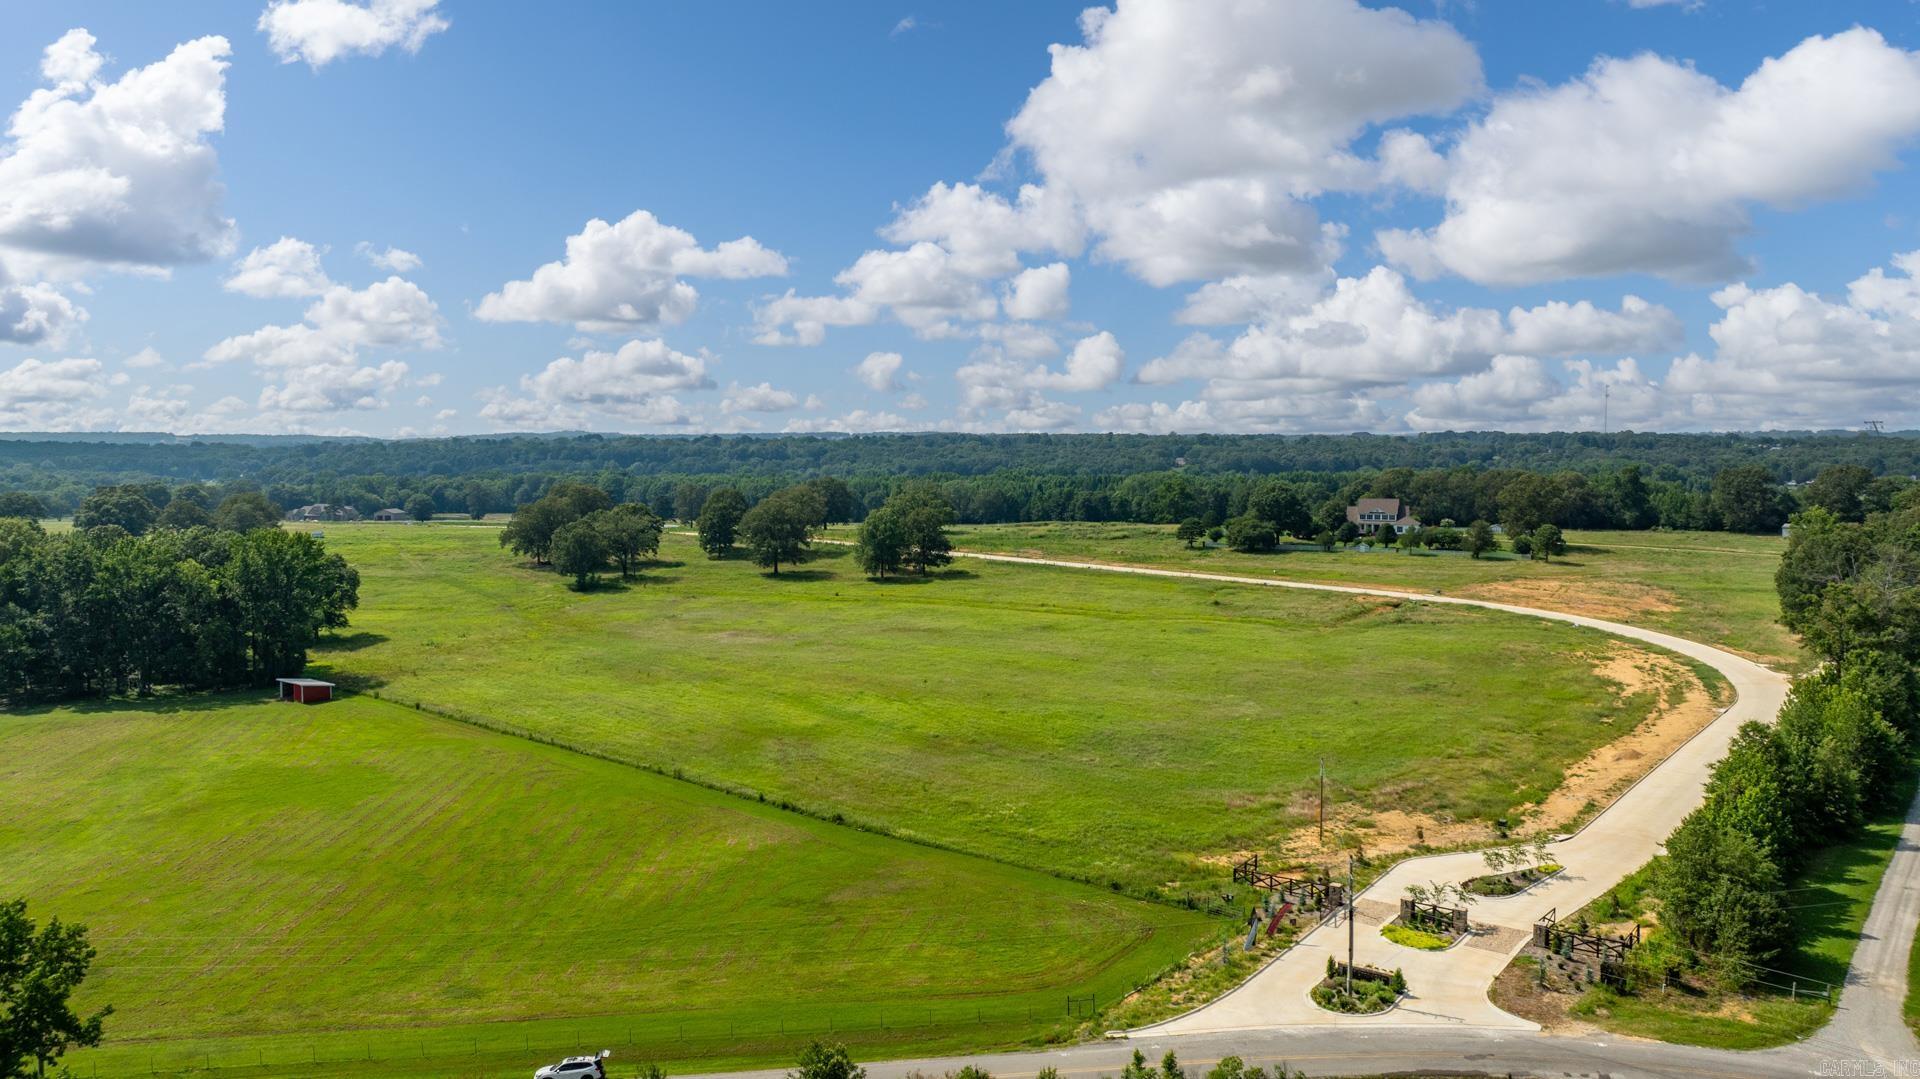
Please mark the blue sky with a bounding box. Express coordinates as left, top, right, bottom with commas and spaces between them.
2, 0, 1918, 436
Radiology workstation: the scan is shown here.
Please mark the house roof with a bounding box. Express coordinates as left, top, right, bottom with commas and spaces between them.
275, 678, 334, 687
1352, 498, 1406, 514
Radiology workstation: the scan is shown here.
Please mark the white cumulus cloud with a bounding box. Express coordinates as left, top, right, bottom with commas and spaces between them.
721, 381, 802, 414
478, 210, 787, 332
1001, 262, 1071, 321
478, 338, 712, 430
956, 330, 1124, 425
0, 29, 235, 276
224, 237, 332, 298
1504, 296, 1684, 357
203, 275, 441, 414
1005, 0, 1480, 285
355, 242, 421, 272
881, 182, 1082, 278
0, 356, 113, 430
1380, 29, 1920, 284
0, 276, 84, 345
854, 350, 908, 392
259, 0, 449, 67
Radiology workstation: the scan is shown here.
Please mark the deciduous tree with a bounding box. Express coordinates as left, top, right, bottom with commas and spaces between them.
1465, 520, 1497, 559
591, 505, 663, 578
697, 487, 748, 558
739, 487, 817, 575
1529, 524, 1564, 561
0, 493, 47, 520
73, 486, 158, 536
551, 519, 611, 590
1223, 514, 1276, 552
854, 505, 908, 578
1710, 465, 1792, 534
0, 898, 109, 1079
213, 492, 284, 533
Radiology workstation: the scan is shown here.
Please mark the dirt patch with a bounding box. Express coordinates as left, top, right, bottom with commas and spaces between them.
1517, 645, 1720, 832
1219, 643, 1718, 876
1460, 577, 1681, 623
1267, 807, 1491, 872
1489, 955, 1600, 1033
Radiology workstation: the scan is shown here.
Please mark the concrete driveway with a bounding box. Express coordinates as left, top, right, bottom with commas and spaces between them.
936, 549, 1916, 1070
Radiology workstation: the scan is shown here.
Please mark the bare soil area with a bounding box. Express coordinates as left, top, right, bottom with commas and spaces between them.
1461, 577, 1681, 623
1489, 955, 1600, 1033
1257, 643, 1719, 874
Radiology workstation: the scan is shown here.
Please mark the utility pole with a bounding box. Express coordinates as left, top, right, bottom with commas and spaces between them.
1345, 853, 1355, 995
1602, 385, 1610, 435
1318, 758, 1326, 847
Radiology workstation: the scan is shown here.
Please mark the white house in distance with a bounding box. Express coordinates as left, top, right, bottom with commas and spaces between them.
1347, 497, 1421, 535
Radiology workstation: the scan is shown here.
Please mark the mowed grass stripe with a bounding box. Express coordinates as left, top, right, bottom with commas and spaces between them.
2, 696, 1208, 1074
308, 525, 1681, 892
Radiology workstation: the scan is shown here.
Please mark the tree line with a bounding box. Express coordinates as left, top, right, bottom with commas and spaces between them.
498, 482, 668, 590
0, 518, 358, 702
8, 460, 1868, 541
503, 476, 959, 584
3, 431, 1916, 534
1629, 491, 1920, 988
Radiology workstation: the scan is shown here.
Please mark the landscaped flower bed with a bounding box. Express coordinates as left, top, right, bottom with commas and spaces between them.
1381, 920, 1453, 950
1464, 841, 1562, 896
1464, 862, 1563, 897
1312, 960, 1406, 1014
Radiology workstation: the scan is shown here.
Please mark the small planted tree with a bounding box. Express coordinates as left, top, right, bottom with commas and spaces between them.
1482, 846, 1511, 874
1177, 517, 1206, 548
1315, 529, 1336, 552
788, 1042, 865, 1079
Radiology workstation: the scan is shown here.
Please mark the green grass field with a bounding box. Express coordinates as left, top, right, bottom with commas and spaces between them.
1, 695, 1211, 1078
902, 523, 1798, 670
5, 520, 1760, 1075
304, 524, 1675, 892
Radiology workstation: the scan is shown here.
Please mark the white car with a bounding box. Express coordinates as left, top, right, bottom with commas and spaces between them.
535, 1050, 610, 1078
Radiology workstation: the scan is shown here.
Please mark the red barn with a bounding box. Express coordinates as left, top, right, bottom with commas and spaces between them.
276, 678, 334, 704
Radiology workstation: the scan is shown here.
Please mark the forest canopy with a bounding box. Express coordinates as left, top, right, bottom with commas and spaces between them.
0, 431, 1911, 535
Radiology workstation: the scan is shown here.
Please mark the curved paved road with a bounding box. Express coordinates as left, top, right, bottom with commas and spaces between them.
849, 548, 1916, 1076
